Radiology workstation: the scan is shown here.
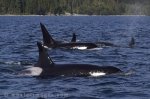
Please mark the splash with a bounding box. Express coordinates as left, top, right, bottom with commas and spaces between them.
18, 67, 43, 76
5, 61, 21, 65
88, 47, 103, 51
1, 61, 32, 66
122, 69, 135, 76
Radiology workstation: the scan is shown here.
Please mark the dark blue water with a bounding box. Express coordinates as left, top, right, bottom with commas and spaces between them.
0, 16, 150, 99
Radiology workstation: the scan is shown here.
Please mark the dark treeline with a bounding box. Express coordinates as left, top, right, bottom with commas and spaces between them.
0, 0, 150, 15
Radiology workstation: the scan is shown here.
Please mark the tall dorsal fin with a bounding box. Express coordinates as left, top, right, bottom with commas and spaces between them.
35, 42, 54, 68
40, 23, 56, 45
71, 33, 76, 42
129, 37, 135, 48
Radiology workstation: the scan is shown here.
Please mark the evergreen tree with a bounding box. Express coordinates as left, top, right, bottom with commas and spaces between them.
0, 0, 150, 15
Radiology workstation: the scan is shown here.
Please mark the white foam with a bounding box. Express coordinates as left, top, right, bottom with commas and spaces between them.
19, 67, 43, 76
88, 47, 103, 50
72, 46, 88, 50
5, 61, 21, 65
89, 72, 106, 77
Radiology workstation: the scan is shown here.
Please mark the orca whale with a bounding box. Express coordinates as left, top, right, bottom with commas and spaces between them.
69, 34, 135, 48
20, 42, 122, 77
70, 33, 117, 48
40, 23, 118, 49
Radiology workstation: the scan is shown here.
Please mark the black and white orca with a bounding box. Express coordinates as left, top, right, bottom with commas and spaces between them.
19, 42, 122, 77
40, 23, 119, 49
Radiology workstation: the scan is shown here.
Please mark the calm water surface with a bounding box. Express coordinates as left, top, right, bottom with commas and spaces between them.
0, 16, 150, 99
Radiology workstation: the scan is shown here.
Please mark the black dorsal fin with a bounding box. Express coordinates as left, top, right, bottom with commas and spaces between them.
36, 42, 54, 68
129, 37, 135, 48
71, 33, 76, 42
40, 23, 56, 46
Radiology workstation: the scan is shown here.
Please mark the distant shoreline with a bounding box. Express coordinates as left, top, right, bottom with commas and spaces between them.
0, 14, 147, 16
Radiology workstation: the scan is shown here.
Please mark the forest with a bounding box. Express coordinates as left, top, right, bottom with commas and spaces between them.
0, 0, 150, 15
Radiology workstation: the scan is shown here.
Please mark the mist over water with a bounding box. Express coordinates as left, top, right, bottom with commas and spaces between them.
0, 16, 150, 99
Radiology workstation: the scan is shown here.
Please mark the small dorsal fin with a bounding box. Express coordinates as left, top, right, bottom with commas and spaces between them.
35, 42, 54, 68
129, 37, 135, 48
71, 33, 76, 42
40, 23, 56, 46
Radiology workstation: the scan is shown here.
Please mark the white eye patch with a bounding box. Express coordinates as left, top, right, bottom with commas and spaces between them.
89, 72, 106, 77
72, 46, 88, 50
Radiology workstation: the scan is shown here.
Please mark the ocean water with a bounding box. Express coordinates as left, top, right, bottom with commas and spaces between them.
0, 16, 150, 99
